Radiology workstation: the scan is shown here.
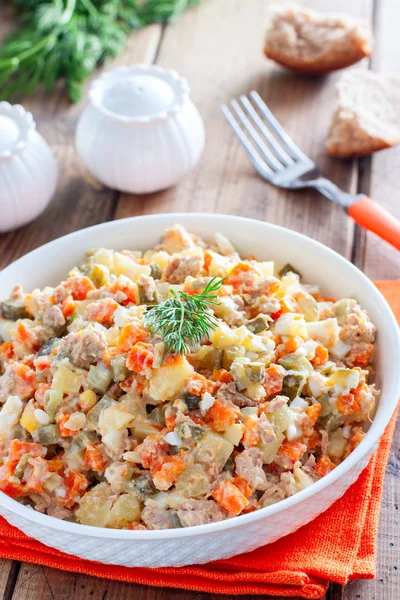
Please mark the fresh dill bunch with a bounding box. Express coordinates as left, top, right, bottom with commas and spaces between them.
144, 277, 225, 356
0, 0, 201, 102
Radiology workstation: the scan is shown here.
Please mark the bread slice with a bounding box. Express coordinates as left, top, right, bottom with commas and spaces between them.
264, 4, 372, 74
326, 71, 400, 157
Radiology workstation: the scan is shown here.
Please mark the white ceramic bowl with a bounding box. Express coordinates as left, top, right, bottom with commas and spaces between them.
0, 214, 399, 567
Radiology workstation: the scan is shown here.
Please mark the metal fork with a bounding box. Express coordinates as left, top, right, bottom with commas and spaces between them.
222, 91, 400, 251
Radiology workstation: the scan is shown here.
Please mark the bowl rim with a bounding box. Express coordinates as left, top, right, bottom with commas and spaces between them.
1, 212, 399, 540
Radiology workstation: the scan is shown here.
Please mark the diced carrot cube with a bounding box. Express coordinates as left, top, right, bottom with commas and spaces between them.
116, 322, 148, 353
315, 455, 336, 477
203, 250, 213, 273
46, 459, 64, 472
60, 469, 89, 508
212, 480, 249, 516
306, 403, 321, 425
135, 437, 169, 469
0, 464, 25, 498
206, 398, 240, 432
57, 414, 79, 438
61, 295, 76, 318
311, 345, 329, 366
8, 439, 45, 471
12, 364, 37, 400
84, 444, 108, 472
186, 373, 218, 396
85, 298, 119, 323
225, 262, 254, 292
350, 344, 374, 368
242, 415, 260, 447
34, 383, 50, 407
126, 342, 154, 373
232, 476, 253, 498
344, 427, 365, 458
0, 341, 15, 360
65, 276, 95, 301
108, 276, 137, 305
277, 440, 306, 465
337, 393, 360, 416
212, 369, 233, 384
263, 364, 284, 397
150, 457, 185, 491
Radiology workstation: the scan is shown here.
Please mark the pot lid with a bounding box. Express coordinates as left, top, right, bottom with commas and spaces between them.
0, 102, 35, 160
88, 64, 190, 124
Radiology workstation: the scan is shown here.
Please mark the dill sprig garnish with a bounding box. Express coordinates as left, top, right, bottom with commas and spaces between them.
144, 277, 224, 356
0, 0, 201, 102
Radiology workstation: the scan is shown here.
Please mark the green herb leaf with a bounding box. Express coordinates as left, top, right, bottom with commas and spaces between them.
0, 0, 201, 102
144, 277, 225, 356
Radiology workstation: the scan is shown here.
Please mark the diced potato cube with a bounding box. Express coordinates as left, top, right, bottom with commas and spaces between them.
0, 395, 23, 442
43, 473, 63, 494
107, 493, 141, 528
130, 419, 162, 441
52, 364, 83, 394
150, 250, 170, 270
327, 369, 360, 392
195, 430, 234, 472
175, 464, 210, 497
20, 400, 40, 433
306, 319, 339, 348
267, 404, 293, 434
245, 382, 267, 401
113, 252, 151, 281
76, 483, 113, 527
149, 356, 193, 402
328, 429, 347, 459
274, 313, 308, 338
260, 431, 284, 463
254, 261, 275, 278
99, 405, 134, 435
79, 390, 97, 412
105, 326, 120, 346
208, 251, 239, 277
210, 321, 246, 349
93, 248, 114, 269
222, 423, 244, 446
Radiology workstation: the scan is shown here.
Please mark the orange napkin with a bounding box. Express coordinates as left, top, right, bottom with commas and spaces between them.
0, 281, 398, 599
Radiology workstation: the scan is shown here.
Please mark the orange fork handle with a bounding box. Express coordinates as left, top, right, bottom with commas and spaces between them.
348, 196, 400, 251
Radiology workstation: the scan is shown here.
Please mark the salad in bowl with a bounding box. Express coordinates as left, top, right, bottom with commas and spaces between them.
0, 224, 378, 530
0, 214, 397, 567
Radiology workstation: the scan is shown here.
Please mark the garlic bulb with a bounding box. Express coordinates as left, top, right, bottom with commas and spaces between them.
75, 65, 205, 194
0, 102, 57, 232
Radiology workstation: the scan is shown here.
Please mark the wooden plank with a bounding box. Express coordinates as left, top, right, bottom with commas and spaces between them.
353, 0, 400, 278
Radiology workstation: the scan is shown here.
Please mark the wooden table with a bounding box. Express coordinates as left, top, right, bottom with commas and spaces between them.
0, 0, 399, 598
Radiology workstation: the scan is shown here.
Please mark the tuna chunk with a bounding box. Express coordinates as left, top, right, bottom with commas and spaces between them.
257, 414, 277, 444
142, 505, 180, 529
58, 325, 107, 369
217, 382, 257, 407
0, 363, 37, 403
162, 254, 203, 284
177, 499, 227, 527
160, 224, 196, 254
340, 312, 376, 346
235, 447, 268, 491
43, 305, 66, 330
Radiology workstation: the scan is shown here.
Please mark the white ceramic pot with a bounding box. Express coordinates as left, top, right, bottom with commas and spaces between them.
75, 65, 205, 194
0, 102, 57, 233
0, 214, 399, 567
